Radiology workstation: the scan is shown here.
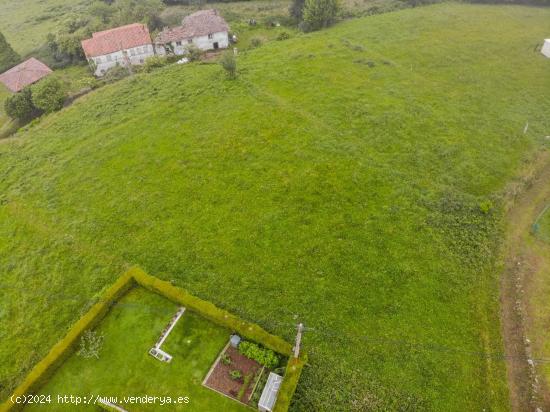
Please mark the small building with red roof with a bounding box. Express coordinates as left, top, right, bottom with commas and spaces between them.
81, 23, 154, 77
0, 58, 52, 93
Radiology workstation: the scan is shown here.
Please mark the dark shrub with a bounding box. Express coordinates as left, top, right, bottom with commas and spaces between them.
302, 0, 340, 31
276, 31, 291, 41
220, 51, 237, 79
31, 77, 67, 113
5, 88, 39, 122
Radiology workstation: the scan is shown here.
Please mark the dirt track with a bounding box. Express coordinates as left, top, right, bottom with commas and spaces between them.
501, 150, 550, 412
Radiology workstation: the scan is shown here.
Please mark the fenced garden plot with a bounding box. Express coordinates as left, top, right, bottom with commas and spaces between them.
203, 345, 266, 406
2, 268, 305, 412
24, 288, 248, 412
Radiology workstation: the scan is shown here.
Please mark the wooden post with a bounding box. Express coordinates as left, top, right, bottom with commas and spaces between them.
293, 323, 304, 358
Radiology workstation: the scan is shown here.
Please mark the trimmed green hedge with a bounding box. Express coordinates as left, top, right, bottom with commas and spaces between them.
1, 271, 136, 412
131, 267, 306, 412
2, 267, 305, 412
273, 356, 307, 412
132, 268, 294, 357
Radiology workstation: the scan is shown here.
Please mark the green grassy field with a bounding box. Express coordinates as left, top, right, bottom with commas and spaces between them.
534, 205, 550, 242
25, 287, 247, 412
0, 0, 86, 56
1, 3, 550, 411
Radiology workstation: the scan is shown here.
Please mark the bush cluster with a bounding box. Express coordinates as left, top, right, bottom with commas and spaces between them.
276, 32, 291, 41
250, 37, 263, 48
219, 51, 237, 79
238, 341, 280, 369
32, 77, 67, 114
142, 56, 171, 73
4, 77, 68, 122
4, 89, 38, 123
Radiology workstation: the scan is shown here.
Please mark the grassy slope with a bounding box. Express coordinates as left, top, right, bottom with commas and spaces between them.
0, 83, 10, 131
26, 287, 246, 412
0, 0, 85, 56
0, 66, 94, 139
1, 4, 550, 410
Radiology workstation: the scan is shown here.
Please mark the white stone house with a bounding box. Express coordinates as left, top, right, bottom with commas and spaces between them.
81, 23, 155, 77
154, 9, 229, 56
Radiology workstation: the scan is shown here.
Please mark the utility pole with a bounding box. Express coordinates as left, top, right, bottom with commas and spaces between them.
293, 323, 304, 358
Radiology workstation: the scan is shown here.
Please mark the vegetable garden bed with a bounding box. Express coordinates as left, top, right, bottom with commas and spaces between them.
204, 346, 263, 404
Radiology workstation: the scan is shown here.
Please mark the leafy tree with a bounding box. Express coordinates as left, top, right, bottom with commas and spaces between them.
220, 51, 237, 79
4, 88, 39, 122
289, 0, 306, 22
56, 32, 86, 62
0, 31, 20, 73
61, 14, 90, 33
31, 77, 67, 113
302, 0, 340, 31
89, 1, 115, 23
111, 0, 165, 30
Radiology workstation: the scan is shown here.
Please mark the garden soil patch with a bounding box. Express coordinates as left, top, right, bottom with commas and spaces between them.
205, 346, 261, 403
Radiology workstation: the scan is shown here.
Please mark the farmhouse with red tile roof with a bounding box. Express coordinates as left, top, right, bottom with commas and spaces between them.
155, 10, 229, 56
81, 23, 154, 77
0, 58, 52, 93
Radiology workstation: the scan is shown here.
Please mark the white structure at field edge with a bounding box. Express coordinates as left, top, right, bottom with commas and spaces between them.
155, 10, 230, 55
81, 23, 154, 77
542, 39, 550, 58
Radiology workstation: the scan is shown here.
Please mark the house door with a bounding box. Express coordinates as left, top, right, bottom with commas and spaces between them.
213, 42, 219, 50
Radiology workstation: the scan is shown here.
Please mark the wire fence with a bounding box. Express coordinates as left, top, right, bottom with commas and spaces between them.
531, 203, 550, 243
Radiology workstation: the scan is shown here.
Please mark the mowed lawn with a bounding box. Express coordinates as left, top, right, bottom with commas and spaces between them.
1, 4, 550, 411
24, 288, 245, 412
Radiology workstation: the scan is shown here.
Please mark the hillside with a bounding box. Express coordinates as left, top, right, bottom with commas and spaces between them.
1, 3, 550, 410
0, 0, 84, 55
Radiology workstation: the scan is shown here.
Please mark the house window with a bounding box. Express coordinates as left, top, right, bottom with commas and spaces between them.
95, 57, 101, 64
176, 41, 182, 46
187, 39, 193, 44
106, 54, 112, 62
208, 33, 213, 39
130, 49, 136, 56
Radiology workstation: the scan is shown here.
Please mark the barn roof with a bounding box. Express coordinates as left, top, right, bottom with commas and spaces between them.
0, 58, 52, 93
81, 23, 152, 58
155, 9, 229, 44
